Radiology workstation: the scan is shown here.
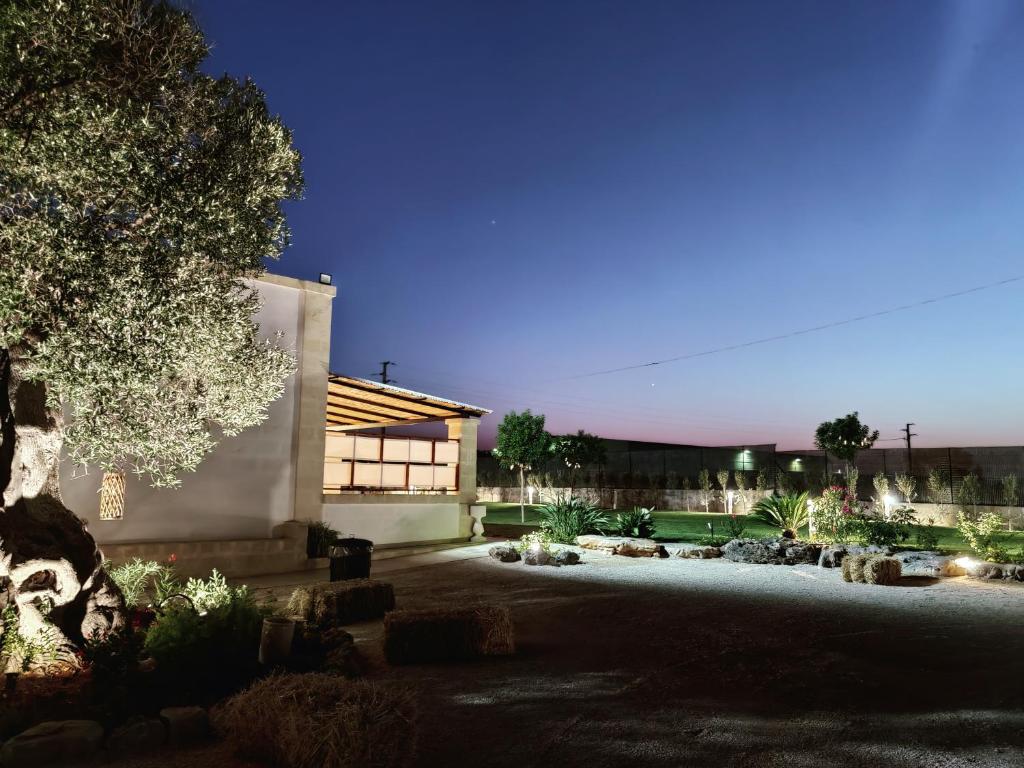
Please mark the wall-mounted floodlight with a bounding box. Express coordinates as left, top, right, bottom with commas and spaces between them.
318, 273, 333, 285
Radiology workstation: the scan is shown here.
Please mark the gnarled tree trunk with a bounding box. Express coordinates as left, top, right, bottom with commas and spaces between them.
0, 349, 125, 670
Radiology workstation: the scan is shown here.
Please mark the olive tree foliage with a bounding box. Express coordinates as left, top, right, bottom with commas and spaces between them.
0, 0, 301, 659
492, 410, 551, 523
0, 0, 301, 489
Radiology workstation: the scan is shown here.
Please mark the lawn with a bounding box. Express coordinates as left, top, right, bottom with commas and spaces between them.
483, 502, 1024, 553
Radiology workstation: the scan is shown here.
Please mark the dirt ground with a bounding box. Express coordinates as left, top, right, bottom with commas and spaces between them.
110, 546, 1024, 768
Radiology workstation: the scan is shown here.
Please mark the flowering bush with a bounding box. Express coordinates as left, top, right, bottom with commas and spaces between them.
810, 486, 860, 542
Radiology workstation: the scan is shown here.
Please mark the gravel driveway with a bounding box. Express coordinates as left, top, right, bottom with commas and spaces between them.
354, 545, 1024, 768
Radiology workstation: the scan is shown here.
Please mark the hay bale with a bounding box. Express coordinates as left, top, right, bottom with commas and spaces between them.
214, 672, 416, 768
287, 580, 395, 627
384, 605, 514, 665
863, 556, 902, 586
841, 553, 871, 583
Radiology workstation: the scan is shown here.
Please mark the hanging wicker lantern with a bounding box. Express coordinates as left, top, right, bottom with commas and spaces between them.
99, 471, 126, 521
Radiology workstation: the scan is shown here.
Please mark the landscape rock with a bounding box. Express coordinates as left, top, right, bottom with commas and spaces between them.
965, 561, 1024, 581
0, 720, 104, 767
721, 537, 821, 566
668, 544, 722, 559
554, 550, 581, 566
107, 717, 166, 755
488, 544, 521, 563
576, 535, 668, 558
891, 551, 966, 578
160, 706, 209, 745
523, 547, 553, 566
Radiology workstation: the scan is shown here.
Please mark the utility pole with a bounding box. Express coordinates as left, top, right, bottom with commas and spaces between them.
902, 423, 917, 474
376, 360, 396, 385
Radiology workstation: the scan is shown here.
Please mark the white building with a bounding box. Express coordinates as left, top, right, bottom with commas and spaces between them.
61, 273, 488, 576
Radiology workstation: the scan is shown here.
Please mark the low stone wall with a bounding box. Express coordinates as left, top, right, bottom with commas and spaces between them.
477, 486, 769, 513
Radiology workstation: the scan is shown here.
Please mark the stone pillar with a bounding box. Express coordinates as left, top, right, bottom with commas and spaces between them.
446, 417, 480, 539
288, 278, 336, 524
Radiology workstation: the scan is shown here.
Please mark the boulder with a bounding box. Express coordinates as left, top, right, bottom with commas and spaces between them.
668, 544, 722, 559
523, 547, 553, 566
160, 706, 209, 745
891, 551, 966, 578
721, 537, 821, 566
0, 720, 104, 767
554, 550, 581, 566
107, 717, 166, 756
488, 544, 521, 563
965, 561, 1024, 581
575, 535, 667, 558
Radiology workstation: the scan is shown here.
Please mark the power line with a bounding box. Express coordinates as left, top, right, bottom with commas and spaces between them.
560, 274, 1024, 380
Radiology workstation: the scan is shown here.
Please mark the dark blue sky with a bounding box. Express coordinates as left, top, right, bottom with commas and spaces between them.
191, 0, 1024, 448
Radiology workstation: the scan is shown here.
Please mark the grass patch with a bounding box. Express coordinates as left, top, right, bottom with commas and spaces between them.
483, 502, 1024, 553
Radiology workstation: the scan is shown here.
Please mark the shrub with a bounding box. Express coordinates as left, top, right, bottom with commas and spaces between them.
538, 496, 608, 543
0, 605, 63, 673
915, 518, 940, 550
215, 672, 417, 768
722, 513, 746, 539
751, 492, 808, 538
306, 520, 339, 558
516, 529, 554, 555
104, 559, 164, 608
144, 588, 270, 700
957, 511, 1008, 562
811, 486, 858, 542
851, 506, 915, 548
383, 605, 514, 664
613, 507, 656, 538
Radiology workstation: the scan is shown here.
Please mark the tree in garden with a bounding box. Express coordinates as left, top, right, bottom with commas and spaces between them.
1001, 474, 1020, 531
734, 470, 750, 513
755, 467, 770, 495
716, 469, 731, 512
492, 410, 551, 522
846, 466, 860, 502
895, 473, 917, 504
813, 412, 878, 477
0, 1, 301, 659
927, 468, 950, 507
551, 430, 605, 497
695, 468, 713, 514
872, 472, 890, 516
957, 473, 983, 521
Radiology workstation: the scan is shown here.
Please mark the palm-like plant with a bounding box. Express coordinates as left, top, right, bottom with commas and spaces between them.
614, 507, 656, 538
751, 492, 809, 538
539, 496, 609, 543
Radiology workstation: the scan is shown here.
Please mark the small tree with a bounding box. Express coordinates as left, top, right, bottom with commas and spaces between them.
927, 468, 950, 506
681, 475, 692, 512
552, 430, 605, 498
734, 471, 750, 513
492, 410, 551, 522
872, 472, 890, 516
697, 468, 713, 514
895, 473, 917, 504
755, 467, 770, 495
957, 472, 983, 521
814, 412, 878, 475
846, 466, 860, 502
716, 469, 731, 512
1001, 474, 1020, 531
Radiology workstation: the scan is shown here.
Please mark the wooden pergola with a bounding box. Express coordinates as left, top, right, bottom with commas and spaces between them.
325, 375, 490, 431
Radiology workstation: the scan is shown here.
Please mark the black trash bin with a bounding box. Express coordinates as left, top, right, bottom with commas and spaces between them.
329, 537, 374, 581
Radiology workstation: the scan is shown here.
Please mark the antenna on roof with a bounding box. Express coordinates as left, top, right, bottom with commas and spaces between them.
375, 361, 396, 385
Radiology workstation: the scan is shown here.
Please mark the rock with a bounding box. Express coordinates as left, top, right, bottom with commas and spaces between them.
0, 720, 104, 766
668, 544, 722, 559
891, 551, 966, 578
160, 706, 209, 745
523, 547, 553, 566
965, 561, 1024, 581
107, 717, 166, 755
721, 537, 821, 566
575, 535, 667, 558
554, 550, 581, 566
488, 544, 521, 563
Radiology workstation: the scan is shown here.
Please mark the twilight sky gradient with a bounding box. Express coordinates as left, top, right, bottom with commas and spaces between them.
191, 0, 1024, 449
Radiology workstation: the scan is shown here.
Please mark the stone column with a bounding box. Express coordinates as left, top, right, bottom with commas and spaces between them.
446, 417, 480, 539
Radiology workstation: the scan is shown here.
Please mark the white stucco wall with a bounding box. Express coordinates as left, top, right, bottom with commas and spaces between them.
321, 502, 462, 546
61, 278, 312, 544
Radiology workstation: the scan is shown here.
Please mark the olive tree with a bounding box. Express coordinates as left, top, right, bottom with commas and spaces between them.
492, 410, 551, 522
0, 0, 300, 659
